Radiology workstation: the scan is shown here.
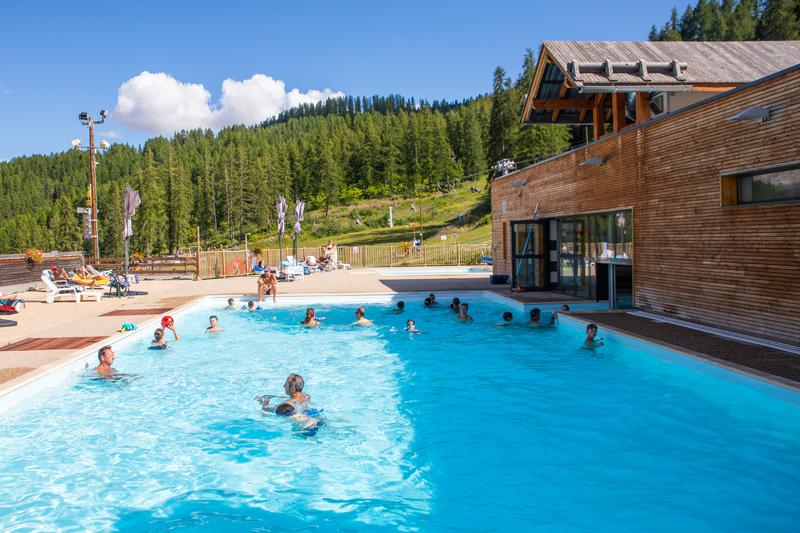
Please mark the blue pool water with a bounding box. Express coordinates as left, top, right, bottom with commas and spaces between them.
0, 296, 799, 531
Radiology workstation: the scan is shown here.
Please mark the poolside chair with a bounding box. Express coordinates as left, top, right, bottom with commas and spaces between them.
87, 264, 113, 278
41, 270, 80, 303
283, 256, 304, 281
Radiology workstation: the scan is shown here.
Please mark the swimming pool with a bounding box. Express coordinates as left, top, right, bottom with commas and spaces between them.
0, 294, 799, 531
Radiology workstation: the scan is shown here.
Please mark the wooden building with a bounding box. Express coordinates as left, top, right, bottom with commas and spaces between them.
492, 42, 800, 345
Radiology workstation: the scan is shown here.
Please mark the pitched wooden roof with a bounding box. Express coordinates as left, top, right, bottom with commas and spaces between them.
544, 40, 800, 86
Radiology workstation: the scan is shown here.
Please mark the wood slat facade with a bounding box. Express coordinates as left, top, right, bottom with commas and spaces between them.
492, 66, 800, 345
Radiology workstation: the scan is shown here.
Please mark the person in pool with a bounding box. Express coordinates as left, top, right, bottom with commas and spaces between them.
527, 308, 557, 327
423, 297, 433, 307
584, 323, 604, 348
224, 298, 236, 311
428, 293, 437, 305
560, 304, 570, 312
405, 318, 422, 333
258, 373, 320, 431
457, 303, 473, 322
94, 345, 117, 376
246, 301, 261, 312
353, 307, 373, 326
206, 315, 223, 332
449, 297, 461, 312
152, 324, 179, 348
301, 307, 320, 327
497, 311, 513, 325
389, 301, 405, 314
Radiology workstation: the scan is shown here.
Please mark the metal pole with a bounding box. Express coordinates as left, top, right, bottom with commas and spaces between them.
89, 120, 99, 261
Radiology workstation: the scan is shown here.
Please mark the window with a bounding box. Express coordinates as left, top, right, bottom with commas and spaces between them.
722, 162, 800, 206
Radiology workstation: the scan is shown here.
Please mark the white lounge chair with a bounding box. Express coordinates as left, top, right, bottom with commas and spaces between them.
41, 271, 103, 303
86, 264, 113, 277
284, 256, 304, 281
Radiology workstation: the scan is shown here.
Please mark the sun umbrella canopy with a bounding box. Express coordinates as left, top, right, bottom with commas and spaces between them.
123, 185, 141, 239
293, 200, 305, 236
277, 196, 287, 236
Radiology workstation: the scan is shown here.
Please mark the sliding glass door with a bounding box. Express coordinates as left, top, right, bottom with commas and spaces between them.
511, 221, 547, 290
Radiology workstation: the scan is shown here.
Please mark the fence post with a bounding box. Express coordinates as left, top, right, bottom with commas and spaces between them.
423, 245, 427, 266
222, 249, 226, 278
195, 226, 201, 280
389, 245, 393, 267
457, 244, 461, 266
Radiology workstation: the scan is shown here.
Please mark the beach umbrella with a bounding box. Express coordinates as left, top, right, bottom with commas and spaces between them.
292, 200, 305, 259
277, 196, 287, 263
123, 185, 141, 278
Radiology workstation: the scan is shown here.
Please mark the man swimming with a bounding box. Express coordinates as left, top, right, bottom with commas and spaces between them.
224, 298, 236, 311
206, 315, 223, 332
423, 297, 433, 307
405, 319, 422, 333
497, 311, 513, 326
246, 301, 259, 312
353, 307, 373, 326
151, 323, 179, 348
527, 308, 557, 327
301, 307, 320, 327
457, 303, 473, 322
94, 345, 117, 376
427, 293, 437, 305
258, 373, 320, 431
389, 301, 405, 314
583, 323, 604, 348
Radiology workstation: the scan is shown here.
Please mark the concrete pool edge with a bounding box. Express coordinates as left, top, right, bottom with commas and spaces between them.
0, 291, 797, 415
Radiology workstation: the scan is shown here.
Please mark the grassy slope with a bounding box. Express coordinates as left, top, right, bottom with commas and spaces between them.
250, 177, 491, 250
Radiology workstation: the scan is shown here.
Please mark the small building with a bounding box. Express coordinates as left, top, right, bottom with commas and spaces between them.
491, 40, 800, 345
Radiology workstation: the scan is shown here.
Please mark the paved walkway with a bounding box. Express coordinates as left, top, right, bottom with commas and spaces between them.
573, 311, 800, 387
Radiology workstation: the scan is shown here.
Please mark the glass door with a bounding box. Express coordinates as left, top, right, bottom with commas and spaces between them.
559, 217, 590, 298
511, 220, 547, 290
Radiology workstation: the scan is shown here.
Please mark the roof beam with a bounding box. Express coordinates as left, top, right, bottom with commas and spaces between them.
551, 81, 570, 121
612, 93, 626, 133
593, 94, 606, 141
521, 48, 551, 125
532, 99, 594, 110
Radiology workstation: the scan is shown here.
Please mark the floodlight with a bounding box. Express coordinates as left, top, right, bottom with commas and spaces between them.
79, 112, 89, 121
70, 139, 82, 148
99, 140, 110, 149
100, 109, 107, 119
581, 156, 606, 167
727, 106, 770, 122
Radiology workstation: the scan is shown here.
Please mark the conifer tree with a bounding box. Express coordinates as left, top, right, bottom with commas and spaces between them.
487, 67, 516, 172
758, 0, 800, 39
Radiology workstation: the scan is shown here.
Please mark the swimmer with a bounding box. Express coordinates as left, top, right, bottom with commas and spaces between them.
353, 307, 373, 326
449, 297, 461, 312
301, 307, 320, 327
246, 301, 260, 312
427, 293, 437, 305
389, 301, 405, 314
583, 323, 604, 348
152, 324, 179, 347
94, 345, 117, 376
527, 308, 556, 327
457, 302, 473, 322
497, 311, 513, 326
405, 319, 422, 333
224, 298, 236, 311
423, 297, 433, 307
259, 373, 310, 413
206, 315, 223, 332
560, 304, 570, 312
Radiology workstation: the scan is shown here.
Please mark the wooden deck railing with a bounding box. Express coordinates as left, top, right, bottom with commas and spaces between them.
93, 256, 198, 278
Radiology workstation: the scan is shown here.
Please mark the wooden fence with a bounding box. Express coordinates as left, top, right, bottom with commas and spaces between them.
197, 243, 491, 279
0, 252, 85, 288
94, 256, 198, 278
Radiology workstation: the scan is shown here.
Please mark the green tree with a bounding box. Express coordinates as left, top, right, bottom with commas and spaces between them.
487, 67, 516, 172
758, 0, 800, 39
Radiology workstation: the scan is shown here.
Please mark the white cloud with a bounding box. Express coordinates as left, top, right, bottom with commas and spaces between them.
113, 71, 343, 135
101, 129, 122, 140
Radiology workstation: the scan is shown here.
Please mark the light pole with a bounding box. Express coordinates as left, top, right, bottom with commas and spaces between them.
78, 110, 107, 261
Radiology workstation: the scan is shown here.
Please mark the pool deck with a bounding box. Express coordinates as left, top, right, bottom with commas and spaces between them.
572, 311, 800, 387
1, 268, 798, 395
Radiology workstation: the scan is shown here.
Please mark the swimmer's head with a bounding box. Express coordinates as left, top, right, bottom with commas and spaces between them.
305, 308, 315, 321
503, 311, 513, 321
406, 319, 416, 329
428, 293, 436, 301
529, 308, 541, 320
355, 307, 366, 318
284, 373, 305, 395
97, 345, 115, 365
275, 403, 295, 416
154, 328, 164, 340
209, 315, 218, 326
560, 304, 570, 312
451, 297, 460, 308
397, 301, 405, 310
424, 298, 432, 307
460, 303, 468, 312
586, 323, 598, 338
227, 298, 234, 305
247, 301, 255, 309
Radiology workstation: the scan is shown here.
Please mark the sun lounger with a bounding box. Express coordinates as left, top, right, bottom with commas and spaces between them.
41, 270, 103, 303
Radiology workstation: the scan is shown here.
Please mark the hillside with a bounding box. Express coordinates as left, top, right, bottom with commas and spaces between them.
249, 177, 491, 250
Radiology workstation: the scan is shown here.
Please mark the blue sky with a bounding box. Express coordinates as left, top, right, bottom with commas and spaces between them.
0, 0, 676, 161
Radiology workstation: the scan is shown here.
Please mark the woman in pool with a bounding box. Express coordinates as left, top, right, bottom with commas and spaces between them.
449, 297, 461, 312
301, 307, 320, 327
151, 324, 179, 348
457, 303, 473, 322
353, 307, 373, 326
